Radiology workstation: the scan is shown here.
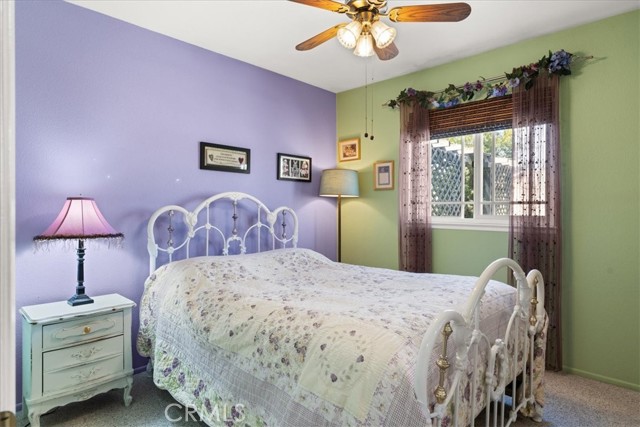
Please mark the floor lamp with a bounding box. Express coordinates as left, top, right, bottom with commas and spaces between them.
319, 169, 359, 262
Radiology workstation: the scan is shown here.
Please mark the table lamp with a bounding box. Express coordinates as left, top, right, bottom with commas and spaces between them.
33, 197, 123, 306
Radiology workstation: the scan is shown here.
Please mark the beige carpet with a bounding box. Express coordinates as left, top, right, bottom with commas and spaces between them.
511, 371, 639, 427
19, 370, 640, 426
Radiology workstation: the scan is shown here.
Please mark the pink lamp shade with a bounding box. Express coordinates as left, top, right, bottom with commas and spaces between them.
34, 197, 123, 241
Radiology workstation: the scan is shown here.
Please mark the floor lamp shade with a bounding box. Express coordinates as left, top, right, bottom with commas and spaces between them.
319, 169, 359, 198
319, 169, 359, 263
33, 197, 123, 306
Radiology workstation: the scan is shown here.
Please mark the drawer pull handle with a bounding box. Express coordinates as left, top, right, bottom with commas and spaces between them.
52, 317, 118, 341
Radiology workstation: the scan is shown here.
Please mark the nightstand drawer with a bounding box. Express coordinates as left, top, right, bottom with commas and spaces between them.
43, 335, 123, 371
43, 353, 124, 394
42, 311, 123, 350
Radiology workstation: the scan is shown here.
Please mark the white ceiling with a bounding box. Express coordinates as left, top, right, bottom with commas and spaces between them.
68, 0, 639, 93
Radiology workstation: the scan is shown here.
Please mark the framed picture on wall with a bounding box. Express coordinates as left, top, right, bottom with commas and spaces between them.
277, 153, 312, 182
200, 141, 250, 174
373, 160, 394, 190
338, 138, 361, 162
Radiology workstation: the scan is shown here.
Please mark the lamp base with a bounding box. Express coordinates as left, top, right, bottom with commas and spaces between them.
67, 293, 94, 306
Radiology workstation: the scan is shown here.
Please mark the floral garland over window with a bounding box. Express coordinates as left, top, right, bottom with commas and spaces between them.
387, 50, 587, 110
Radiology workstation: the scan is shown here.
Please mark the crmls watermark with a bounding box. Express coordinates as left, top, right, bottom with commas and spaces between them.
165, 402, 246, 424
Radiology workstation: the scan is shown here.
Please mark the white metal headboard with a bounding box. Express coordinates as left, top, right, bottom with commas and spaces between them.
147, 192, 298, 274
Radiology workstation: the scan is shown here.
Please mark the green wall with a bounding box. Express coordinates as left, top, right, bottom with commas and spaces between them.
336, 10, 639, 390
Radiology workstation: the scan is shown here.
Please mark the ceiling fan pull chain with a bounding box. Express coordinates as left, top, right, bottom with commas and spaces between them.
370, 62, 375, 141
364, 60, 369, 138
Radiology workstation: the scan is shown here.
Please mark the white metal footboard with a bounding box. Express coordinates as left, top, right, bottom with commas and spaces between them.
146, 192, 298, 274
414, 258, 546, 427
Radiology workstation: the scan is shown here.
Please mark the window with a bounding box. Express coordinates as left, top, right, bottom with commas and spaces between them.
425, 95, 514, 230
430, 129, 512, 230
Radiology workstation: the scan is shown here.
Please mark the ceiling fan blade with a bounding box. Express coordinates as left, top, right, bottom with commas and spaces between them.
374, 42, 399, 61
388, 3, 471, 22
296, 24, 346, 51
288, 0, 351, 14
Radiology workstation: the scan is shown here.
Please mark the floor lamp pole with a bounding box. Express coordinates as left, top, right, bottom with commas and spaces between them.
319, 168, 358, 263
337, 194, 342, 263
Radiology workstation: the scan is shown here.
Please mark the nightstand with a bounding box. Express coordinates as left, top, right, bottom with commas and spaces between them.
20, 294, 135, 427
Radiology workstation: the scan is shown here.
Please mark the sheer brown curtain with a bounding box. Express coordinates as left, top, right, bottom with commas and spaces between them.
398, 103, 432, 272
510, 73, 562, 370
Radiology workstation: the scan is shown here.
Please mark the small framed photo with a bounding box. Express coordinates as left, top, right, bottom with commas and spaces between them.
338, 138, 361, 162
374, 160, 394, 190
277, 153, 312, 182
200, 142, 250, 174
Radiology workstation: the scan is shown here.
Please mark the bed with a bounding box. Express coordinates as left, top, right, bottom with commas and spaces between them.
137, 192, 547, 426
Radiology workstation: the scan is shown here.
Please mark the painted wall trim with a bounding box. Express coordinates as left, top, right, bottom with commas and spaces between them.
563, 366, 640, 392
0, 0, 17, 413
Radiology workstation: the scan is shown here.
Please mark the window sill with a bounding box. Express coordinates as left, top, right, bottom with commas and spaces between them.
431, 218, 508, 232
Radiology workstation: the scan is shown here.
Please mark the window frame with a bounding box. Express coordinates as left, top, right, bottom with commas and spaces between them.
430, 130, 511, 232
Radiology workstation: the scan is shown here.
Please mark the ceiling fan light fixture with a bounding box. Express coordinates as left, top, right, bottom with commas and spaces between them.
337, 21, 363, 49
370, 21, 396, 48
353, 33, 375, 57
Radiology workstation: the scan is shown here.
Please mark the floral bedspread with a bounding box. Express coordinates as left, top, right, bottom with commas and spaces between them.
137, 248, 545, 426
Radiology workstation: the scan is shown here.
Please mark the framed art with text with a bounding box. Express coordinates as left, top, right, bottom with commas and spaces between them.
200, 142, 250, 174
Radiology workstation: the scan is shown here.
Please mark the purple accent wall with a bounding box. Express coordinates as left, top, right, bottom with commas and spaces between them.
15, 1, 337, 400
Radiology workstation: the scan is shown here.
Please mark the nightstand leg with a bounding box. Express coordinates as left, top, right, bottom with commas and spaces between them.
20, 397, 27, 425
123, 377, 133, 407
28, 410, 41, 427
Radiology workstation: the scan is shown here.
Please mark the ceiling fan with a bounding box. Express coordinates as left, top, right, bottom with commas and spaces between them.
290, 0, 471, 60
